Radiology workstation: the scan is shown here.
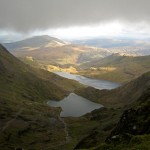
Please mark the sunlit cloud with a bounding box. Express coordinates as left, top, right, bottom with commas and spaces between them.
31, 21, 150, 40
1, 21, 150, 42
0, 0, 150, 41
46, 22, 123, 39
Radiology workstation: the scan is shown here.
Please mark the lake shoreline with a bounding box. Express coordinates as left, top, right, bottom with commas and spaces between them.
54, 71, 121, 90
48, 93, 103, 117
48, 72, 120, 117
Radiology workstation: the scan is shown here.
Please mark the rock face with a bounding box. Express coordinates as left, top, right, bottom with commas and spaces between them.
106, 88, 150, 144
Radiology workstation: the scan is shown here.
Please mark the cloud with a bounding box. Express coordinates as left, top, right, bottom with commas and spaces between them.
0, 0, 150, 32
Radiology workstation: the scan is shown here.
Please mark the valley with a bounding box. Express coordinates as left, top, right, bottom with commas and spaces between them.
0, 44, 83, 149
0, 36, 150, 150
0, 1, 150, 150
3, 35, 150, 83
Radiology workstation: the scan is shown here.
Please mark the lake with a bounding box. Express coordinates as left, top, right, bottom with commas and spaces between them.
48, 93, 103, 117
54, 71, 121, 90
48, 72, 121, 117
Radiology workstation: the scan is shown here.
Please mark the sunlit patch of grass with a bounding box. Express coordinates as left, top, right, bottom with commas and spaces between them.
78, 55, 150, 83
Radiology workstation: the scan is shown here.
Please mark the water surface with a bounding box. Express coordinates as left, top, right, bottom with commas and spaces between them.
48, 93, 103, 117
54, 71, 121, 90
48, 72, 120, 117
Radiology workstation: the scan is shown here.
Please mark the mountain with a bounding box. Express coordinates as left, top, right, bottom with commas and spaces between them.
78, 54, 150, 83
73, 38, 138, 48
74, 71, 150, 150
77, 37, 150, 48
106, 89, 150, 144
109, 46, 150, 56
3, 35, 67, 50
3, 35, 111, 69
75, 71, 150, 107
72, 38, 150, 56
4, 35, 149, 81
0, 44, 149, 150
0, 44, 82, 149
0, 44, 82, 100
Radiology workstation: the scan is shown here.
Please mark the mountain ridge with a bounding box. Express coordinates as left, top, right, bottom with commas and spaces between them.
75, 71, 150, 107
0, 44, 84, 149
74, 72, 150, 150
3, 35, 67, 50
78, 54, 150, 83
3, 35, 111, 67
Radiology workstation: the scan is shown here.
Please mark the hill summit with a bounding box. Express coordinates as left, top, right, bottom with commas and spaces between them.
3, 35, 67, 50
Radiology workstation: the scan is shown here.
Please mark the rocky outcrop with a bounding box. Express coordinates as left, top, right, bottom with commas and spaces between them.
106, 88, 150, 144
74, 74, 150, 149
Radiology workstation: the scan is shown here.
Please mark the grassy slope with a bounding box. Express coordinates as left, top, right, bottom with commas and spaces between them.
0, 44, 83, 101
3, 35, 111, 70
1, 43, 149, 150
56, 72, 150, 150
94, 88, 150, 150
0, 44, 82, 149
75, 71, 150, 108
74, 74, 150, 150
78, 54, 150, 83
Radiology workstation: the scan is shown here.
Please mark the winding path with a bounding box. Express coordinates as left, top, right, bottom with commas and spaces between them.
44, 116, 71, 150
58, 116, 71, 142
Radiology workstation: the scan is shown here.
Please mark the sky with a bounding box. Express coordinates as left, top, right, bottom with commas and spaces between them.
0, 0, 150, 42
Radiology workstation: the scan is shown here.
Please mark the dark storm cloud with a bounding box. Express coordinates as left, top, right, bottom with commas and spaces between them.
0, 0, 149, 32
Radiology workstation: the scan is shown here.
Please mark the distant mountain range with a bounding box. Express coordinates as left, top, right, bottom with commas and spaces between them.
3, 35, 111, 66
72, 38, 150, 56
2, 35, 150, 82
3, 36, 150, 67
0, 44, 149, 150
72, 37, 150, 48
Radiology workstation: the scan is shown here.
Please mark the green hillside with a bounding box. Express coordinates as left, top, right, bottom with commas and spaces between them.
78, 54, 150, 83
0, 44, 82, 149
74, 72, 150, 150
58, 72, 150, 150
0, 44, 149, 150
3, 36, 111, 71
75, 71, 150, 107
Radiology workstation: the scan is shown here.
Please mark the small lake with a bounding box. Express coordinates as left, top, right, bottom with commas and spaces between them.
54, 71, 121, 90
48, 93, 103, 117
48, 72, 121, 117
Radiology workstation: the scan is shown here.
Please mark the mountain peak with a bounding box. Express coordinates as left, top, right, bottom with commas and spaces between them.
29, 35, 57, 41
3, 35, 67, 50
23, 35, 65, 44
